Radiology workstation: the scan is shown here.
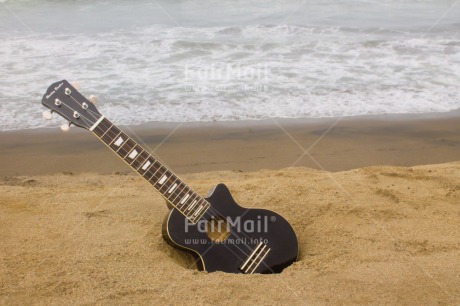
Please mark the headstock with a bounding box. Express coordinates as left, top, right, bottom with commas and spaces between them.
41, 80, 102, 131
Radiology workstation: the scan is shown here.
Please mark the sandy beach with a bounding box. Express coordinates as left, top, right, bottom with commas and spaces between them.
0, 114, 459, 305
0, 164, 459, 305
1, 0, 459, 303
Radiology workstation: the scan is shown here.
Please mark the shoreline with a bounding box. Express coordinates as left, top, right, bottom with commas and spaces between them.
1, 111, 459, 176
4, 108, 460, 133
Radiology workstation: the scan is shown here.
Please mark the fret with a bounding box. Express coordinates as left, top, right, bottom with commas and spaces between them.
165, 177, 179, 195
167, 185, 186, 209
179, 193, 198, 214
115, 138, 129, 153
129, 148, 144, 166
167, 182, 187, 204
181, 192, 196, 211
138, 156, 155, 175
90, 116, 106, 132
181, 193, 197, 211
193, 202, 209, 220
154, 170, 171, 189
108, 131, 123, 146
100, 126, 120, 144
185, 195, 200, 212
138, 158, 150, 170
177, 200, 189, 212
186, 200, 199, 214
190, 202, 210, 222
100, 124, 114, 138
126, 147, 139, 160
158, 174, 169, 185
192, 204, 206, 218
165, 183, 181, 202
189, 199, 204, 215
148, 165, 164, 185
91, 117, 111, 137
169, 184, 188, 204
158, 174, 176, 194
146, 164, 162, 181
149, 169, 165, 186
162, 178, 177, 197
92, 117, 208, 223
165, 178, 180, 196
180, 193, 190, 205
146, 162, 164, 181
117, 139, 136, 158
167, 183, 178, 194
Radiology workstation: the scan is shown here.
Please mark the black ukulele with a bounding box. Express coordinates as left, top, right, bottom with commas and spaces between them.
41, 80, 298, 274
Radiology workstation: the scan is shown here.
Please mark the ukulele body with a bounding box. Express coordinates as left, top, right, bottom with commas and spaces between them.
162, 183, 298, 274
41, 80, 299, 274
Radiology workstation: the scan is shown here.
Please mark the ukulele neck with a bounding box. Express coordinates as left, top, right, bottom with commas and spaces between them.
90, 116, 209, 223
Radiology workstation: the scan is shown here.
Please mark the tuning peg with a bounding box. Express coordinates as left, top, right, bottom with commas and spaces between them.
60, 122, 71, 132
71, 81, 81, 90
89, 95, 98, 104
42, 110, 53, 120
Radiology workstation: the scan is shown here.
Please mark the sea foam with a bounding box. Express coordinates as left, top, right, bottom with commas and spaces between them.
0, 1, 459, 131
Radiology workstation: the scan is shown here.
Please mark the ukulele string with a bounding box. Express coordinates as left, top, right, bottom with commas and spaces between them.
94, 121, 255, 260
202, 206, 276, 273
58, 102, 96, 128
94, 122, 273, 272
50, 86, 274, 270
53, 88, 101, 127
203, 206, 261, 252
67, 94, 101, 123
62, 95, 262, 264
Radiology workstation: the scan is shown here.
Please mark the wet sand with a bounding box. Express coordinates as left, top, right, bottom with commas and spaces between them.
1, 112, 460, 176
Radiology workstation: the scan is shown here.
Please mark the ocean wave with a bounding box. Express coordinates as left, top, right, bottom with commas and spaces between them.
0, 19, 459, 130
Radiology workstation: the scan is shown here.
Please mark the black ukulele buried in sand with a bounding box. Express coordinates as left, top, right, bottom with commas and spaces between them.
41, 80, 298, 274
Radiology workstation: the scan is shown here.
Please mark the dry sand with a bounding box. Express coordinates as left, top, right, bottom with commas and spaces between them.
1, 162, 459, 305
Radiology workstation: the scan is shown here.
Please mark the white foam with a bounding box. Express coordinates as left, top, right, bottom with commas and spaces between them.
1, 2, 459, 131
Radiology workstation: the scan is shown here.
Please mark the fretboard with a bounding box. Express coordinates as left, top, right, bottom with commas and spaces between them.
91, 117, 209, 223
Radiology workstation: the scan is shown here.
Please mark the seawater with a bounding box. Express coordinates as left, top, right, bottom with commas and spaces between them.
0, 0, 459, 131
